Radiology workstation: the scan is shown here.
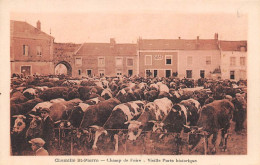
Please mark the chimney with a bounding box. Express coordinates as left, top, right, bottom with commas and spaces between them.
196, 36, 200, 49
37, 20, 41, 30
214, 33, 218, 40
110, 38, 116, 47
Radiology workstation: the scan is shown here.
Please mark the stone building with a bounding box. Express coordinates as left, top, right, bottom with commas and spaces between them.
138, 34, 221, 79
138, 38, 178, 77
10, 20, 247, 80
10, 20, 55, 76
177, 34, 221, 79
73, 38, 138, 77
53, 43, 81, 76
220, 40, 247, 80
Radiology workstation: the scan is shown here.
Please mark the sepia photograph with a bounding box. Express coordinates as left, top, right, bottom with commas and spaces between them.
1, 0, 260, 164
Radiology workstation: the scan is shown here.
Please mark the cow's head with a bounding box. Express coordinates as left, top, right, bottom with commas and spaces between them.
54, 120, 71, 129
25, 114, 43, 139
101, 89, 113, 100
149, 120, 165, 133
184, 125, 206, 151
28, 114, 42, 129
139, 83, 148, 91
12, 115, 26, 133
125, 120, 143, 141
144, 102, 156, 112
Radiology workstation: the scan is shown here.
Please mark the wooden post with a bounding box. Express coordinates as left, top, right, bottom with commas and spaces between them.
58, 128, 61, 147
70, 131, 73, 155
203, 134, 208, 155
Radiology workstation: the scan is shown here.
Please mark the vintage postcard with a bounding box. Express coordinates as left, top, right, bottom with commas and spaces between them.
1, 0, 260, 165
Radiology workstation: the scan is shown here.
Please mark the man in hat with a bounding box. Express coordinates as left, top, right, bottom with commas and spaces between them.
29, 138, 49, 156
40, 108, 54, 152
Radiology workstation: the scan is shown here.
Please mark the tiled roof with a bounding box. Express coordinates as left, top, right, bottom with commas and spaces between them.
138, 39, 219, 50
75, 43, 137, 56
115, 44, 137, 56
219, 40, 247, 51
10, 20, 54, 39
76, 43, 112, 56
54, 43, 81, 56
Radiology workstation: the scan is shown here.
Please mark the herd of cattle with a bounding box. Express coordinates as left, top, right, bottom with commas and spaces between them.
10, 75, 247, 155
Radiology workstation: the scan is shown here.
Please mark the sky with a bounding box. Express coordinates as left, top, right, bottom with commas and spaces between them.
10, 12, 247, 44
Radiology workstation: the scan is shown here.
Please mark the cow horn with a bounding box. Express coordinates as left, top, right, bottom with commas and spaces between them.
198, 127, 203, 131
148, 120, 156, 123
183, 125, 191, 129
160, 123, 164, 127
29, 114, 36, 118
124, 121, 130, 125
54, 120, 61, 124
90, 125, 101, 130
12, 115, 26, 119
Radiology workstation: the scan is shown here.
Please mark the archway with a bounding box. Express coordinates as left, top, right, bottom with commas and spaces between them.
55, 61, 72, 76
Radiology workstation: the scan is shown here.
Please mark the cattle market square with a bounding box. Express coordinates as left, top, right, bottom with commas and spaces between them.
10, 20, 247, 156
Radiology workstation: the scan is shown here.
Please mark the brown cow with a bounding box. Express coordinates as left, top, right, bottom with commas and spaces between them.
186, 99, 234, 154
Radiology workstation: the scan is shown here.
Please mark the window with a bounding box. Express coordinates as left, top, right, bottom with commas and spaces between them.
36, 46, 42, 56
230, 57, 236, 66
115, 57, 123, 66
116, 69, 122, 76
240, 57, 245, 66
200, 70, 205, 78
230, 71, 235, 79
145, 55, 152, 65
165, 55, 172, 65
206, 56, 211, 65
128, 70, 133, 77
187, 56, 192, 65
154, 70, 158, 77
165, 70, 171, 77
98, 69, 105, 77
186, 70, 192, 78
86, 70, 92, 76
145, 70, 152, 77
127, 58, 134, 66
23, 45, 29, 56
240, 70, 246, 79
75, 57, 82, 66
98, 57, 105, 67
78, 69, 81, 75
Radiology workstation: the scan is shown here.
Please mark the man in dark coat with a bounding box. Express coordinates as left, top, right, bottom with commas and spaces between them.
232, 93, 247, 133
40, 108, 54, 153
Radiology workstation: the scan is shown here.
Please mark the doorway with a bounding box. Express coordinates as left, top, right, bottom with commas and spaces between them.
21, 66, 31, 76
165, 70, 171, 77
